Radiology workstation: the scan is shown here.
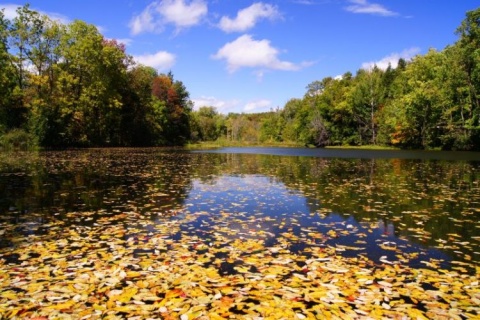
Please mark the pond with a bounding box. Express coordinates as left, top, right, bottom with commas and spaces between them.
0, 147, 479, 319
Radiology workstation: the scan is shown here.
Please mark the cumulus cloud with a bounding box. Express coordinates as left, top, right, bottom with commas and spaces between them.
361, 47, 420, 70
345, 0, 397, 17
193, 96, 272, 113
2, 4, 69, 23
244, 99, 272, 112
133, 51, 176, 71
218, 2, 281, 33
129, 0, 207, 35
129, 3, 159, 35
212, 34, 310, 74
158, 0, 207, 27
192, 96, 241, 113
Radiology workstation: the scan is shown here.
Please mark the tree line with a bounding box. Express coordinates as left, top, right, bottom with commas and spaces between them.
0, 5, 191, 148
1, 5, 479, 151
192, 8, 480, 151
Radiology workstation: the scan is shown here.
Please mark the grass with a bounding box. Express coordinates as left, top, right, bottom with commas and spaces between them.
325, 144, 401, 150
185, 139, 303, 149
186, 139, 400, 151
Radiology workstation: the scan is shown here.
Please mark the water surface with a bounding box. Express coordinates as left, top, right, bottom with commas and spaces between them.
1, 147, 479, 272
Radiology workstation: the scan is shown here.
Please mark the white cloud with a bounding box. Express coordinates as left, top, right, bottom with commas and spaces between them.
95, 25, 107, 34
158, 0, 207, 28
1, 4, 69, 23
345, 0, 397, 17
1, 4, 19, 20
193, 96, 272, 113
361, 47, 420, 70
129, 3, 163, 35
212, 34, 309, 73
244, 99, 272, 112
192, 96, 240, 113
115, 38, 133, 46
293, 0, 316, 5
218, 2, 281, 33
42, 12, 69, 24
129, 0, 207, 35
133, 51, 176, 71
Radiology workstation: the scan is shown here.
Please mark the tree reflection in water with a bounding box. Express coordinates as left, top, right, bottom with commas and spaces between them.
0, 148, 479, 272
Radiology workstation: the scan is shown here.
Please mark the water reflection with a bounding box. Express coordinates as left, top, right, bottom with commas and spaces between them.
0, 148, 479, 273
196, 146, 480, 161
182, 174, 456, 272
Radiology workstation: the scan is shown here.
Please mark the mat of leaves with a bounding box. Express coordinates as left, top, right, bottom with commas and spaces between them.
0, 209, 479, 320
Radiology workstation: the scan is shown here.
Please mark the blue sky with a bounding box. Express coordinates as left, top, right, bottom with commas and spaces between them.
1, 1, 478, 114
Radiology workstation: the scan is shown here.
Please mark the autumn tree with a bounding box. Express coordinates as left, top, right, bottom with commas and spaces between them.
3, 4, 479, 151
152, 72, 192, 145
0, 4, 195, 148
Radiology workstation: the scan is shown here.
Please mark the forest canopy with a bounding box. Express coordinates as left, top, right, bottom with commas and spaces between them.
1, 5, 479, 150
191, 7, 480, 151
0, 5, 192, 148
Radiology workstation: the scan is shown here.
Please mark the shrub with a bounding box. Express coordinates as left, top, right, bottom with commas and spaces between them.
0, 129, 38, 151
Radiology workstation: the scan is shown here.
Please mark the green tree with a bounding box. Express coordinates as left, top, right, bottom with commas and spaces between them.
310, 108, 329, 147
1, 5, 196, 148
281, 98, 303, 142
376, 62, 403, 145
8, 4, 41, 91
225, 113, 247, 141
259, 108, 283, 142
0, 9, 16, 132
349, 66, 385, 145
52, 20, 130, 146
308, 74, 355, 145
379, 60, 410, 146
438, 45, 475, 149
448, 7, 480, 149
389, 49, 446, 149
121, 65, 158, 145
191, 106, 225, 141
455, 8, 480, 117
223, 113, 264, 142
278, 98, 319, 145
25, 17, 63, 147
7, 4, 45, 131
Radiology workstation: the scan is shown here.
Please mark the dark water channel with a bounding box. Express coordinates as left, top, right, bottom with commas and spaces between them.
1, 147, 479, 274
